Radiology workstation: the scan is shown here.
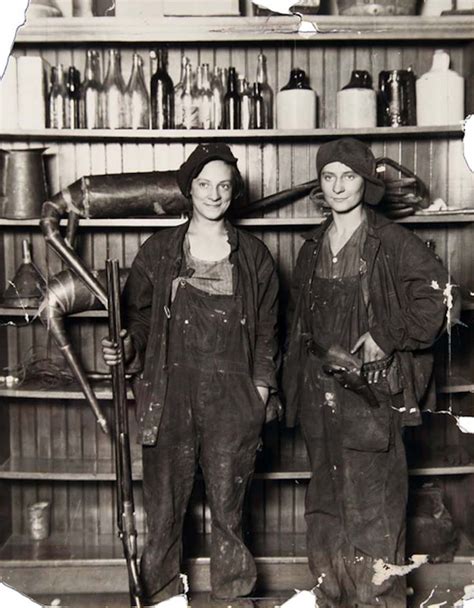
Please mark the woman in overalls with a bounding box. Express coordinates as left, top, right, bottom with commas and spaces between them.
102, 143, 279, 608
284, 138, 451, 608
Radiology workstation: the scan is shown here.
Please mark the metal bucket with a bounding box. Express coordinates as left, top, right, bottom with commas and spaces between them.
0, 148, 49, 219
336, 0, 417, 14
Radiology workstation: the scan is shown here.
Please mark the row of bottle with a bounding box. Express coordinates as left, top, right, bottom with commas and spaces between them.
47, 48, 274, 130
47, 47, 465, 131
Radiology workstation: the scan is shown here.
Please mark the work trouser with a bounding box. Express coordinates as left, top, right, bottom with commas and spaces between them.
140, 281, 266, 603
300, 358, 408, 608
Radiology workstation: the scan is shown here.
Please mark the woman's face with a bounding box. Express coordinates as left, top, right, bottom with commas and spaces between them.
190, 160, 234, 222
320, 161, 365, 214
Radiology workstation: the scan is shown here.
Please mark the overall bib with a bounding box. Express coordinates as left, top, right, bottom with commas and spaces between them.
300, 247, 407, 608
140, 280, 266, 603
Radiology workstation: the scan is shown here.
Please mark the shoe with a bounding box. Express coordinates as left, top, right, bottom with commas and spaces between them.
143, 594, 189, 607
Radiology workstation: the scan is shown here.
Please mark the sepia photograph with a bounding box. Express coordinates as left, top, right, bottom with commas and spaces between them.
0, 0, 473, 606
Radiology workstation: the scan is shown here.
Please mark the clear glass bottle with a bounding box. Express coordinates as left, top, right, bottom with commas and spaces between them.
48, 64, 69, 129
250, 82, 265, 129
238, 75, 252, 130
150, 47, 174, 129
102, 49, 126, 129
66, 66, 81, 129
224, 67, 240, 129
181, 61, 198, 130
125, 53, 150, 129
210, 66, 224, 130
80, 49, 102, 129
198, 64, 213, 129
256, 53, 273, 129
174, 55, 189, 129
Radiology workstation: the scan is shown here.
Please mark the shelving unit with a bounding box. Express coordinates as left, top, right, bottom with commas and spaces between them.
0, 11, 473, 602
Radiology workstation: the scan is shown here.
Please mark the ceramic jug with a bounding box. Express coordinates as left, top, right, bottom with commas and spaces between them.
0, 148, 49, 219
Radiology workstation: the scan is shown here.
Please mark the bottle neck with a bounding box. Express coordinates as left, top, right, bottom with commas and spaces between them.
227, 69, 237, 93
257, 55, 267, 84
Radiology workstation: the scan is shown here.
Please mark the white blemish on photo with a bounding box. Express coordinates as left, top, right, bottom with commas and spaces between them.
372, 554, 428, 585
0, 1, 29, 79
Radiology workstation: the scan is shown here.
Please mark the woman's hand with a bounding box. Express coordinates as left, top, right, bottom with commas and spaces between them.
101, 329, 134, 367
351, 331, 388, 384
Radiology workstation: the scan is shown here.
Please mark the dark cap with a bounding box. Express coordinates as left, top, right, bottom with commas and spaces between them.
316, 137, 385, 205
177, 143, 239, 197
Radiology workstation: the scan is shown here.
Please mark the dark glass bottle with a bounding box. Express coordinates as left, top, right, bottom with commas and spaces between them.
256, 53, 273, 128
80, 49, 102, 129
223, 67, 240, 130
150, 48, 174, 129
66, 66, 81, 129
250, 82, 265, 129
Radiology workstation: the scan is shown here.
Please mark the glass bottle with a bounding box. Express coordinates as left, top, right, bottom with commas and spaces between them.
223, 67, 240, 129
48, 64, 69, 129
256, 53, 273, 129
238, 75, 252, 130
66, 66, 81, 129
102, 48, 126, 129
125, 53, 150, 129
150, 47, 174, 129
174, 55, 189, 129
181, 61, 198, 130
210, 66, 224, 130
80, 49, 102, 129
250, 82, 265, 129
198, 64, 213, 129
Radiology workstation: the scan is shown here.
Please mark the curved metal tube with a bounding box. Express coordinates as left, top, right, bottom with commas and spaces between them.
39, 268, 129, 434
40, 172, 189, 307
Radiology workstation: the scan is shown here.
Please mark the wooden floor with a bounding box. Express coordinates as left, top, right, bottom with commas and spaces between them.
32, 588, 467, 608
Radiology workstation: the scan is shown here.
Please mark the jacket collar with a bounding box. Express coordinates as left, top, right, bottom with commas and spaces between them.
301, 207, 390, 243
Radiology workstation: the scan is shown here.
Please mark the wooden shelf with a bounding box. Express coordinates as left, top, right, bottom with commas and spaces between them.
1, 530, 473, 566
1, 456, 473, 481
438, 377, 474, 394
16, 16, 474, 43
0, 211, 473, 230
0, 125, 464, 142
0, 307, 106, 318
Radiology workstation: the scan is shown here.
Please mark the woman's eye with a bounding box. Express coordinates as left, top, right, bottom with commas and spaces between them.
323, 175, 333, 181
198, 182, 209, 188
345, 174, 355, 180
220, 183, 231, 191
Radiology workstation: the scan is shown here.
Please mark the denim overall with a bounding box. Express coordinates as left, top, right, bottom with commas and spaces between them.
140, 280, 266, 603
300, 243, 407, 608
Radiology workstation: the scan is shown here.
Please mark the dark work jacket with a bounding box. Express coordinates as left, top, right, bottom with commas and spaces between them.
283, 207, 456, 428
123, 220, 280, 445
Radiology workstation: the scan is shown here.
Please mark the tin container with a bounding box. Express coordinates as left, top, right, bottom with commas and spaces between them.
28, 501, 51, 540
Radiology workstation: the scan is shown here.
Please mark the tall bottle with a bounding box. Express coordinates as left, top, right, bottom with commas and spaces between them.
250, 82, 265, 129
66, 66, 81, 129
150, 48, 174, 129
102, 49, 126, 129
48, 65, 69, 129
125, 53, 150, 129
238, 76, 252, 130
174, 55, 188, 129
197, 64, 213, 129
256, 53, 273, 129
181, 62, 198, 129
210, 66, 224, 130
224, 67, 241, 129
80, 49, 102, 129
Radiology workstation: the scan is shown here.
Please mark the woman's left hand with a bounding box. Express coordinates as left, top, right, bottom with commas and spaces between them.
351, 331, 388, 383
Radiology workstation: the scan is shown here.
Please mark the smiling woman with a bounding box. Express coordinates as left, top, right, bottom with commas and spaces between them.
101, 142, 280, 608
